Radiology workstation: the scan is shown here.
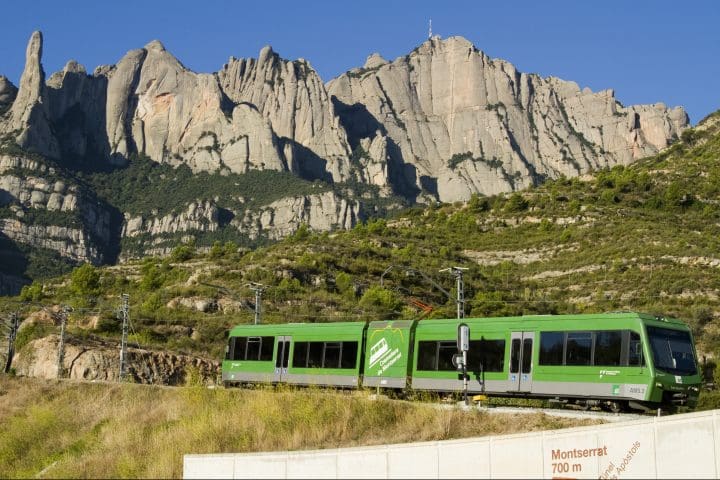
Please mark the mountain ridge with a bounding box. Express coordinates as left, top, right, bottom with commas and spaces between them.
0, 31, 692, 291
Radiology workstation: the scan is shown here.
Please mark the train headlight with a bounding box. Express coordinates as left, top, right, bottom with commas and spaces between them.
655, 382, 663, 388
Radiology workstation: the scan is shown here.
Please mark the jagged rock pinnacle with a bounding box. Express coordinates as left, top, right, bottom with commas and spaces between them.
5, 30, 59, 158
144, 39, 166, 52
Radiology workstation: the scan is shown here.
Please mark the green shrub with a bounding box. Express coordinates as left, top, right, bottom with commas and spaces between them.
504, 193, 528, 212
170, 242, 196, 262
467, 194, 489, 213
696, 390, 720, 411
14, 322, 54, 352
19, 281, 44, 302
70, 264, 100, 297
359, 286, 403, 318
141, 292, 164, 315
208, 241, 224, 259
139, 264, 164, 292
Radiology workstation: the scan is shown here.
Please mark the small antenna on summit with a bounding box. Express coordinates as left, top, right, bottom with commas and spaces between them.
428, 18, 432, 39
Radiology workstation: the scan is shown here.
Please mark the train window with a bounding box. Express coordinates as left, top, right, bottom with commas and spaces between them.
275, 341, 284, 368
647, 327, 696, 376
292, 341, 359, 369
628, 331, 644, 366
437, 341, 456, 371
416, 341, 456, 371
292, 342, 309, 368
281, 341, 290, 368
307, 342, 324, 368
341, 342, 358, 369
324, 342, 341, 368
246, 337, 261, 360
594, 331, 622, 366
226, 337, 235, 360
417, 341, 438, 370
522, 338, 532, 373
467, 339, 505, 372
566, 332, 592, 366
259, 337, 275, 361
539, 332, 564, 365
510, 339, 521, 373
229, 336, 246, 360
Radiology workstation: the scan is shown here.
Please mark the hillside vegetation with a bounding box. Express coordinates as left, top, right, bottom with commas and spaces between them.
2, 110, 720, 370
0, 377, 599, 478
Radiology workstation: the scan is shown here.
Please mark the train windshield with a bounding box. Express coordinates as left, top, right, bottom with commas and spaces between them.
647, 326, 697, 376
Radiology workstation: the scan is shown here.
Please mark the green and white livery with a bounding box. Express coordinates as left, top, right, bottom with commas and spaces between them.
222, 312, 701, 412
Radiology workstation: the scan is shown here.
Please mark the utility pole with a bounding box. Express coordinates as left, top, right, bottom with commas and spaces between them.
56, 306, 70, 379
440, 267, 468, 319
119, 294, 129, 381
4, 312, 19, 373
245, 283, 266, 325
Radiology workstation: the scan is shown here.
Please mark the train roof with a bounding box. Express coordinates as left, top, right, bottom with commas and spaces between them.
228, 311, 688, 331
417, 312, 688, 327
228, 321, 367, 334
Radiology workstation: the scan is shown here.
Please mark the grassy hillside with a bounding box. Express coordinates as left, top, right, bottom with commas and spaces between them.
0, 377, 599, 478
2, 110, 720, 368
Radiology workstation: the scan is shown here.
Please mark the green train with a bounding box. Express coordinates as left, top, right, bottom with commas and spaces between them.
222, 312, 701, 412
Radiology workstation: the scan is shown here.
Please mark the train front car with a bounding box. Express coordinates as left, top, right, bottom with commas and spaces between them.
405, 312, 701, 413
642, 316, 701, 410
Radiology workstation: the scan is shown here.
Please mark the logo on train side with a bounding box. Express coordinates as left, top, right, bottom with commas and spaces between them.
368, 325, 404, 375
368, 338, 389, 367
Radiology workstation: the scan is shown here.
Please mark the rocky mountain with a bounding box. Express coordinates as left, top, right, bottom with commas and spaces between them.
217, 46, 353, 182
0, 31, 689, 291
328, 36, 688, 202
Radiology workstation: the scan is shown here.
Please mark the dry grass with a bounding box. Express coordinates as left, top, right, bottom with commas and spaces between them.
0, 377, 601, 478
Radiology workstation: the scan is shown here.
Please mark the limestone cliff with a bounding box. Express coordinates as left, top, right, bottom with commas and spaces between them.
118, 191, 365, 259
328, 36, 689, 202
12, 334, 220, 385
122, 200, 220, 238
235, 191, 363, 241
218, 47, 352, 182
0, 153, 114, 265
104, 40, 286, 174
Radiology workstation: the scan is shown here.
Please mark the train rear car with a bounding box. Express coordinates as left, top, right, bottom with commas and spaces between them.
223, 322, 366, 388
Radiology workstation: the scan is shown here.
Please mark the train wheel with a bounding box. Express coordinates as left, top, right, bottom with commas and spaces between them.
605, 401, 625, 413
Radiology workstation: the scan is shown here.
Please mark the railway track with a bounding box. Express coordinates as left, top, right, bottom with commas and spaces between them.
367, 392, 656, 421
462, 404, 649, 422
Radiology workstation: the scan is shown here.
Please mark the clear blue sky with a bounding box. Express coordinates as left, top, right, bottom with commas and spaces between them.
0, 0, 718, 124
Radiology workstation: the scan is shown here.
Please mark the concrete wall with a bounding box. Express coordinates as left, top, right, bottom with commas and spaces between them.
184, 409, 720, 479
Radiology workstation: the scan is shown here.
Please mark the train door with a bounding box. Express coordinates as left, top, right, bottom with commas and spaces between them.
509, 331, 534, 392
274, 336, 291, 382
